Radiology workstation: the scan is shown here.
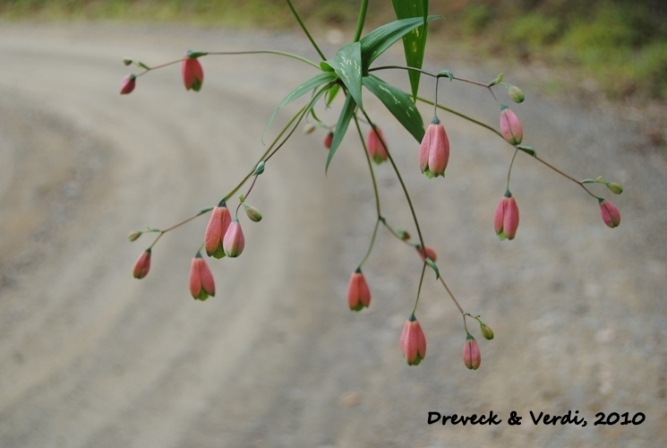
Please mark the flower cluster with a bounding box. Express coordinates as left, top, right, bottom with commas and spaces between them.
123, 2, 624, 371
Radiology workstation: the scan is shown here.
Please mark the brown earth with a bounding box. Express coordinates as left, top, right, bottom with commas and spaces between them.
0, 23, 665, 448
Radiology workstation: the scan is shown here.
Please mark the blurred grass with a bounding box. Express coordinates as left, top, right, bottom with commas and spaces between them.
1, 0, 666, 100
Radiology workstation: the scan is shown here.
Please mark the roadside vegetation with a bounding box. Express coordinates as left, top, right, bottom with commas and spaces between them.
2, 0, 666, 101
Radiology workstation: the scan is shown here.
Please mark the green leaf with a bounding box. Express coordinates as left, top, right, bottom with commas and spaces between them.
363, 76, 424, 142
359, 15, 441, 71
327, 42, 364, 109
326, 83, 341, 107
326, 94, 356, 173
263, 71, 338, 140
425, 258, 440, 279
516, 145, 536, 157
391, 0, 429, 101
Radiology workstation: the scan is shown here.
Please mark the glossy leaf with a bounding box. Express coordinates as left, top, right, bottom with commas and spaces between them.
327, 42, 364, 109
391, 0, 429, 100
326, 94, 356, 173
363, 75, 424, 142
359, 15, 441, 71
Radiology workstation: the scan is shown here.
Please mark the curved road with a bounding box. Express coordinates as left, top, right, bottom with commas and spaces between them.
1, 24, 665, 447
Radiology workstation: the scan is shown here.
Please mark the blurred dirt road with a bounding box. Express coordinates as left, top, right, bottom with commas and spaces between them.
0, 24, 665, 448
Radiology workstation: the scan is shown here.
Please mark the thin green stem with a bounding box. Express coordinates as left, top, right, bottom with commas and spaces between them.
506, 147, 519, 192
353, 0, 370, 42
353, 115, 381, 268
207, 50, 320, 69
285, 0, 326, 60
369, 65, 490, 88
412, 262, 428, 315
148, 207, 213, 249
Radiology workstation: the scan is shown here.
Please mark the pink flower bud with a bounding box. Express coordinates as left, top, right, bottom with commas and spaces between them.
120, 74, 136, 95
463, 334, 481, 370
132, 248, 151, 279
182, 56, 204, 91
324, 132, 334, 149
418, 118, 450, 178
204, 202, 232, 259
347, 268, 371, 311
189, 252, 215, 300
494, 192, 520, 240
400, 315, 427, 366
223, 218, 245, 258
416, 245, 437, 262
499, 106, 523, 145
367, 126, 388, 164
599, 199, 621, 228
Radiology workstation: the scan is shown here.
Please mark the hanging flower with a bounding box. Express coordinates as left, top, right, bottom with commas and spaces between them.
418, 118, 450, 178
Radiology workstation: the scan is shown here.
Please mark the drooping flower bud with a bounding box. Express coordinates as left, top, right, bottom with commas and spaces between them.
223, 218, 245, 257
416, 245, 437, 262
418, 118, 450, 178
323, 132, 334, 149
463, 334, 481, 370
507, 85, 525, 103
400, 314, 427, 366
120, 74, 136, 95
347, 268, 371, 311
204, 202, 232, 259
499, 106, 523, 145
366, 126, 388, 164
189, 252, 215, 301
303, 123, 316, 134
494, 191, 520, 240
480, 323, 494, 340
181, 55, 204, 92
243, 204, 263, 222
133, 248, 152, 279
599, 198, 621, 228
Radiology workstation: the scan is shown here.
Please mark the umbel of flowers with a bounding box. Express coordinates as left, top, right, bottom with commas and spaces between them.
123, 1, 623, 370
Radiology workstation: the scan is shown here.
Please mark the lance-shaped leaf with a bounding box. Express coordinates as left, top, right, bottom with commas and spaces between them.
359, 15, 441, 72
363, 75, 424, 142
391, 0, 429, 101
263, 71, 338, 140
326, 94, 356, 173
327, 42, 363, 109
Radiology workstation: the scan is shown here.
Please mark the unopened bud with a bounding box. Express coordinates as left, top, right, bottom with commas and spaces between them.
132, 249, 152, 279
123, 58, 133, 66
606, 182, 623, 195
499, 106, 523, 145
347, 268, 371, 311
243, 204, 263, 222
463, 334, 481, 370
128, 231, 142, 242
598, 198, 621, 228
416, 245, 437, 262
120, 74, 136, 95
303, 123, 316, 134
400, 314, 427, 365
223, 219, 245, 257
507, 85, 525, 103
324, 132, 334, 150
480, 323, 494, 340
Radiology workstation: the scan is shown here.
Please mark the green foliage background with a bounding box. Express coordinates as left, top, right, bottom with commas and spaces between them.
1, 0, 666, 99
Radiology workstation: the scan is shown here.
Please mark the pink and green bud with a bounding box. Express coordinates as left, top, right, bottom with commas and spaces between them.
223, 218, 245, 257
463, 334, 481, 370
366, 126, 388, 164
480, 323, 494, 340
418, 118, 450, 178
182, 55, 204, 92
132, 248, 151, 279
494, 191, 520, 240
400, 314, 427, 366
347, 268, 371, 311
323, 132, 334, 149
243, 204, 263, 222
189, 252, 216, 300
416, 245, 437, 262
507, 85, 525, 103
499, 106, 523, 145
204, 202, 232, 259
120, 74, 136, 95
599, 198, 621, 228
